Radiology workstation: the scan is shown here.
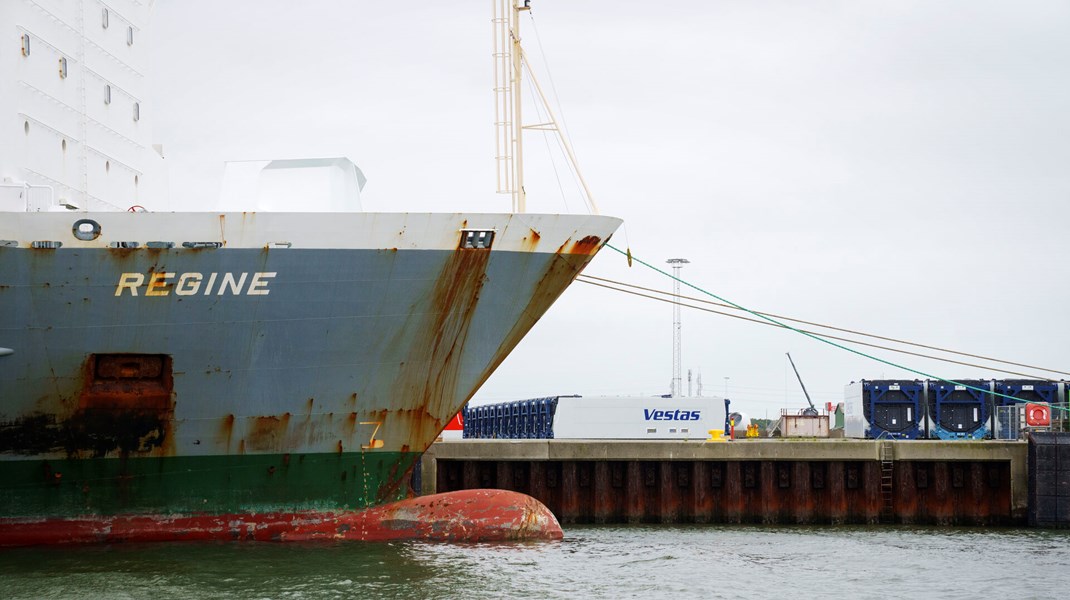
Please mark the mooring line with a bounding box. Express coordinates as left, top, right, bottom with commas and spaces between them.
603, 243, 1067, 412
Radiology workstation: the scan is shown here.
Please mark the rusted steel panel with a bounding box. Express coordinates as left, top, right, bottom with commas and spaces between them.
813, 464, 830, 519
625, 461, 643, 524
863, 462, 882, 523
528, 461, 548, 515
592, 462, 611, 524
827, 461, 847, 524
496, 462, 512, 499
657, 461, 674, 524
559, 462, 579, 523
573, 462, 593, 523
970, 462, 988, 522
543, 461, 563, 518
897, 462, 918, 524
759, 462, 776, 525
723, 462, 743, 524
691, 462, 711, 523
792, 462, 811, 524
932, 462, 953, 524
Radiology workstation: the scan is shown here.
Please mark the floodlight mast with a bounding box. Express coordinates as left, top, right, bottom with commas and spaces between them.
667, 258, 690, 397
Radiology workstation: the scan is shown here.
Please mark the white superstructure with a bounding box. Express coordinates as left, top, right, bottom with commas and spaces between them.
0, 0, 166, 212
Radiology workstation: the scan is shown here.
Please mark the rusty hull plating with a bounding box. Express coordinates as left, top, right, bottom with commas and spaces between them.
0, 489, 563, 546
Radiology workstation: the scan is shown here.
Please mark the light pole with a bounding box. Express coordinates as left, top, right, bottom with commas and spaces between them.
666, 258, 689, 397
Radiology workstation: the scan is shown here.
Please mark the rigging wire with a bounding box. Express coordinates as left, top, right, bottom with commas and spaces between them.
578, 274, 1070, 378
524, 59, 571, 212
598, 243, 1068, 409
576, 278, 1052, 380
525, 10, 593, 212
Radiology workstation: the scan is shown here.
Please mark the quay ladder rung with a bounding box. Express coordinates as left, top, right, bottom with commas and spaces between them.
879, 439, 895, 524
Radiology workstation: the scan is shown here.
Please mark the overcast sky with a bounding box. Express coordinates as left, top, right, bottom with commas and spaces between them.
150, 1, 1070, 416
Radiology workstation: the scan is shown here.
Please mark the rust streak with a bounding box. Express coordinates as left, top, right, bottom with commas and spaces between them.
245, 413, 291, 453
220, 414, 235, 451
520, 228, 541, 252
568, 235, 602, 256
390, 245, 491, 460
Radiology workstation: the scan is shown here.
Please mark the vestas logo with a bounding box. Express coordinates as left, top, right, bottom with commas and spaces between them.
644, 409, 701, 421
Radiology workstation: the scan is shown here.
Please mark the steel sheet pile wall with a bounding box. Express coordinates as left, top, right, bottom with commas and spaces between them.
432, 453, 1015, 526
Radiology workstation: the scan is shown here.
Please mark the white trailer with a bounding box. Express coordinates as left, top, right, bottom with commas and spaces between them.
551, 396, 743, 440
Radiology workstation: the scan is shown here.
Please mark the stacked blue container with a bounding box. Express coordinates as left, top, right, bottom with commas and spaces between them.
864, 380, 924, 439
928, 380, 991, 440
461, 396, 562, 439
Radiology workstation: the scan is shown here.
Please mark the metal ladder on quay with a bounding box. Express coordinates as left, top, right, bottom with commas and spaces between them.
879, 437, 895, 524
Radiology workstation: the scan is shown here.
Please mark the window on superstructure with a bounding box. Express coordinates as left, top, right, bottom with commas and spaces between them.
102, 8, 109, 29
126, 26, 134, 46
58, 57, 67, 79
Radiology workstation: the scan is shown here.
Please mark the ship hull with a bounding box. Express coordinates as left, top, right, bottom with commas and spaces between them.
0, 211, 620, 535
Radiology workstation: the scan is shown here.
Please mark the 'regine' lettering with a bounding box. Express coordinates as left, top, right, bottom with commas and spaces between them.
115, 272, 276, 297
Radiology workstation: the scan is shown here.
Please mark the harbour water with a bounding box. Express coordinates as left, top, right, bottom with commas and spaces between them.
3, 525, 1069, 599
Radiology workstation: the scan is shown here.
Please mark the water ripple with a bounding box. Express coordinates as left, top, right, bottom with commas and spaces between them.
2, 526, 1069, 599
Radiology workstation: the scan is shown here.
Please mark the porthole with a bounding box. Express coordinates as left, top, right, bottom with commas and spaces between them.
126, 26, 134, 46
104, 84, 111, 105
105, 160, 110, 173
21, 33, 30, 57
133, 102, 140, 121
61, 139, 67, 152
23, 121, 29, 135
58, 57, 67, 79
134, 175, 139, 186
102, 8, 109, 29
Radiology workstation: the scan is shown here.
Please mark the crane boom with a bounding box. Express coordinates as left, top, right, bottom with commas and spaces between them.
786, 352, 819, 416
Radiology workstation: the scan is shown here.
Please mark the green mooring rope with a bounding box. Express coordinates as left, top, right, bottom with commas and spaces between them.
605, 243, 1067, 413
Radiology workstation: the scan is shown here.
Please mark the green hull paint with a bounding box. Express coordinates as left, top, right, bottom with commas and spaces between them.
0, 451, 420, 518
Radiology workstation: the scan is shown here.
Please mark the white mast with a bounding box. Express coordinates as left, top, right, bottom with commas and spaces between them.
493, 0, 527, 213
492, 1, 599, 214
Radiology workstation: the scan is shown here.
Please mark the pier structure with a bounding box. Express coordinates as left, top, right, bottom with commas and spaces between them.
420, 439, 1027, 526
